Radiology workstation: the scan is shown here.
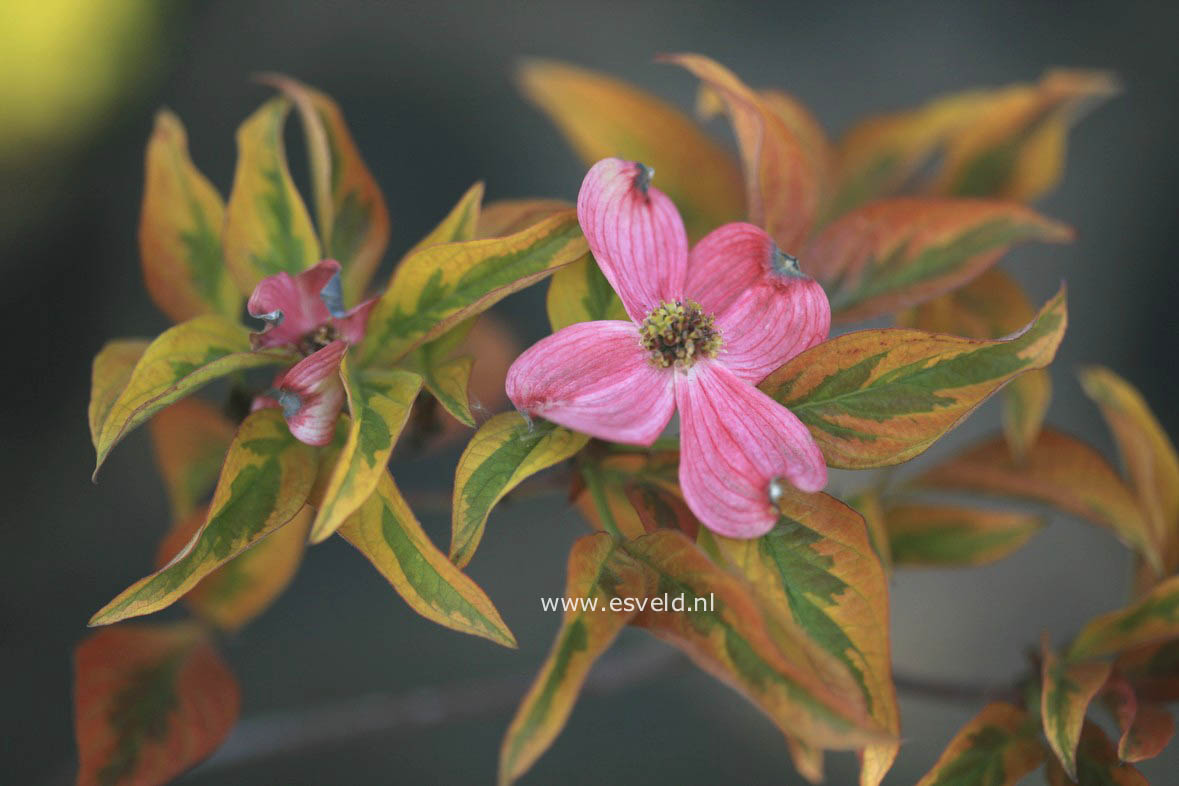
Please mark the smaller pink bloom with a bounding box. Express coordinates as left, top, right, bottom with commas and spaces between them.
248, 260, 374, 446
253, 340, 348, 446
506, 158, 832, 538
247, 259, 375, 352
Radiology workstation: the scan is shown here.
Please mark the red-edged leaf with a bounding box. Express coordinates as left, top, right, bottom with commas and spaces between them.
74, 623, 239, 786
804, 197, 1071, 323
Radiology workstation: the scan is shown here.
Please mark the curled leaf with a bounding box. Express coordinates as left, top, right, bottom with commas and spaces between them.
1041, 635, 1112, 780
89, 339, 150, 453
92, 315, 294, 476
1045, 722, 1148, 786
666, 52, 819, 252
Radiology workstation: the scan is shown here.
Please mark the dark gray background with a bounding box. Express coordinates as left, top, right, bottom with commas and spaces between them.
4, 0, 1178, 783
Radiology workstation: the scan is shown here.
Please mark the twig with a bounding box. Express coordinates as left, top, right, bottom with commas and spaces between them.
186, 642, 684, 777
893, 670, 1016, 704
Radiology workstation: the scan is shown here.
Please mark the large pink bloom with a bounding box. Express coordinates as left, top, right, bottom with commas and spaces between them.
248, 259, 375, 446
506, 158, 831, 537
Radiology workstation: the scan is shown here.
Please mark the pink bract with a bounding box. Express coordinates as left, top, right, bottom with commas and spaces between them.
247, 260, 375, 446
505, 157, 831, 537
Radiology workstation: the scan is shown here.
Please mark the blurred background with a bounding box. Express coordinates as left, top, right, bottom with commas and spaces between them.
3, 0, 1178, 783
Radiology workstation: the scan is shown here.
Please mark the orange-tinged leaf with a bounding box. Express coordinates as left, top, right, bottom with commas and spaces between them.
914, 702, 1043, 786
92, 315, 295, 477
358, 210, 587, 367
1081, 366, 1179, 575
902, 269, 1053, 460
499, 534, 648, 785
884, 504, 1045, 567
90, 409, 316, 626
222, 97, 320, 295
401, 183, 487, 427
89, 339, 150, 454
847, 489, 892, 573
1069, 575, 1179, 661
916, 428, 1160, 572
762, 286, 1067, 469
155, 504, 310, 632
574, 451, 696, 540
1116, 640, 1179, 703
450, 413, 589, 567
759, 90, 834, 204
476, 198, 572, 238
263, 75, 390, 300
666, 53, 819, 252
933, 69, 1119, 202
786, 737, 825, 784
138, 110, 240, 323
706, 489, 899, 786
1045, 722, 1148, 786
804, 197, 1072, 323
622, 530, 888, 750
148, 398, 235, 521
1101, 674, 1175, 763
1042, 636, 1112, 780
826, 70, 1115, 217
517, 58, 743, 239
827, 86, 997, 219
310, 361, 422, 543
338, 471, 516, 647
74, 622, 239, 786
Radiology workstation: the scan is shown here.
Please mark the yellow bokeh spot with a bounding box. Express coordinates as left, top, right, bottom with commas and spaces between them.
0, 0, 163, 159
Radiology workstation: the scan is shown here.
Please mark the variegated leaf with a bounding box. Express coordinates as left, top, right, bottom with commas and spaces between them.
222, 97, 320, 294
761, 287, 1067, 469
450, 412, 589, 567
92, 315, 294, 476
90, 409, 316, 625
263, 75, 390, 300
499, 534, 648, 785
74, 623, 239, 786
338, 471, 516, 647
138, 110, 239, 322
517, 58, 743, 239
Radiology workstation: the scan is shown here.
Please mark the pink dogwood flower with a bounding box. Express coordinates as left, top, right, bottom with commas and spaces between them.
247, 259, 376, 446
505, 158, 831, 537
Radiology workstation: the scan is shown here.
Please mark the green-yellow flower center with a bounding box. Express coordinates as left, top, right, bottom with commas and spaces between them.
639, 300, 722, 369
297, 323, 340, 356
